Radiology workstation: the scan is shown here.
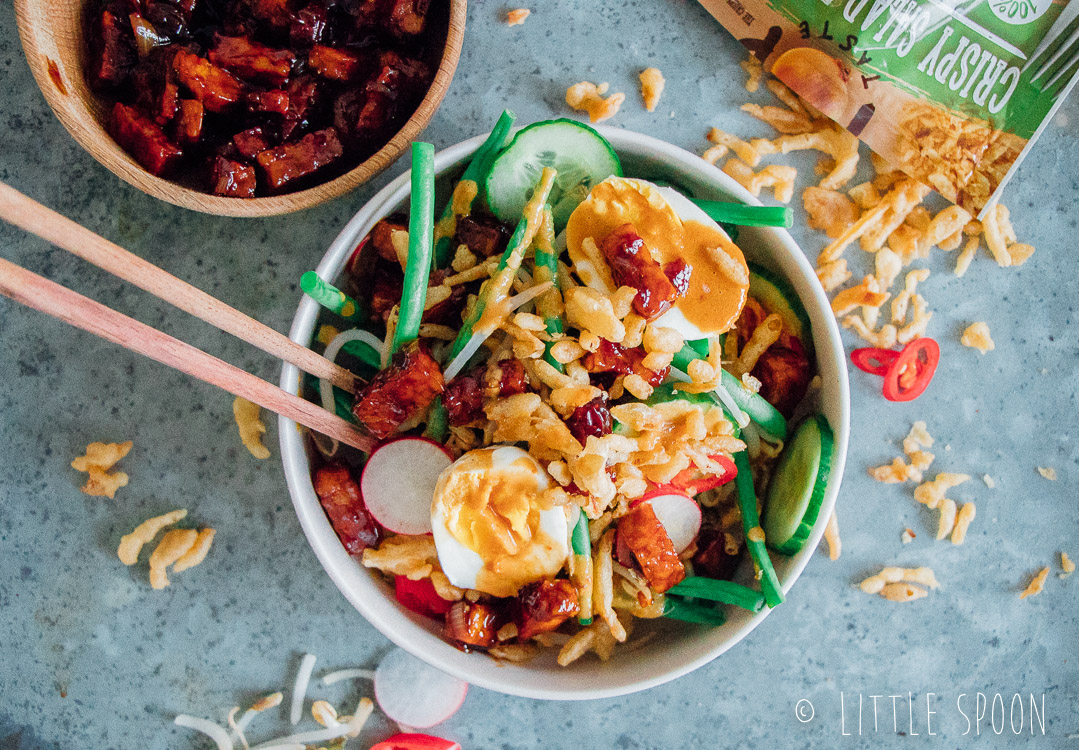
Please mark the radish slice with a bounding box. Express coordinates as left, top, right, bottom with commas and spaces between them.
374, 649, 468, 728
634, 491, 701, 553
361, 438, 453, 534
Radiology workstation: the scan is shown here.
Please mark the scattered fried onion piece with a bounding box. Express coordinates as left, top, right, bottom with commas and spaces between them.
955, 236, 980, 277
936, 498, 957, 540
740, 102, 817, 134
566, 81, 625, 123
233, 397, 271, 459
704, 128, 762, 167
824, 509, 841, 561
1037, 466, 1057, 481
118, 509, 188, 566
755, 126, 859, 190
639, 68, 665, 113
914, 473, 970, 510
149, 528, 199, 589
722, 160, 797, 202
960, 322, 994, 354
172, 528, 216, 573
72, 440, 133, 498
505, 8, 530, 25
740, 57, 762, 92
951, 501, 976, 545
1019, 567, 1049, 599
1060, 552, 1075, 578
831, 276, 888, 317
859, 566, 939, 601
880, 582, 928, 602
816, 259, 851, 292
803, 187, 859, 239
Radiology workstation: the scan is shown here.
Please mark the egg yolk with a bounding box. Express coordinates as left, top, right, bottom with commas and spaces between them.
435, 450, 563, 597
566, 177, 748, 336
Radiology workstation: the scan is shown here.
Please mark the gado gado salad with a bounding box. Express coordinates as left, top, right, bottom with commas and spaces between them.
300, 114, 834, 665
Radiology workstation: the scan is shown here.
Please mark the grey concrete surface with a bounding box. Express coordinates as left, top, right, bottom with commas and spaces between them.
0, 1, 1076, 747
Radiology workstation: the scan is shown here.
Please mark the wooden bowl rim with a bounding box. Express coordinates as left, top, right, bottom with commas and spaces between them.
14, 0, 466, 217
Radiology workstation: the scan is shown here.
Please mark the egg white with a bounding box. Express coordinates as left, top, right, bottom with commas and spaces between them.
562, 179, 735, 343
431, 446, 570, 595
650, 185, 734, 343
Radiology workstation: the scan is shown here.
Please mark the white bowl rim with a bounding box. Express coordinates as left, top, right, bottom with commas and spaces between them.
279, 125, 850, 700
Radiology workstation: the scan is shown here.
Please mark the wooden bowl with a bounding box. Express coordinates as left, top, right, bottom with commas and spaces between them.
14, 0, 466, 217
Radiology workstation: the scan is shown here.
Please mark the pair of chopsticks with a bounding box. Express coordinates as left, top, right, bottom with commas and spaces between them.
0, 181, 375, 453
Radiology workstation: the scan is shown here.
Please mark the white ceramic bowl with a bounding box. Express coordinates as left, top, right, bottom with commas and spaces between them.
279, 126, 850, 700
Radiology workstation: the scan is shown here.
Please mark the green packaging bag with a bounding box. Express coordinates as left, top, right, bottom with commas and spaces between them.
699, 0, 1078, 217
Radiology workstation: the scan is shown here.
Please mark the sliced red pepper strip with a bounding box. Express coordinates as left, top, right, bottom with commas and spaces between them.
669, 454, 738, 496
850, 347, 900, 376
394, 575, 452, 618
882, 338, 939, 402
370, 733, 461, 750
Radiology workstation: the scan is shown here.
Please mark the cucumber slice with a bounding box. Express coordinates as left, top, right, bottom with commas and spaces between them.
748, 263, 813, 356
761, 414, 833, 555
719, 369, 787, 440
687, 338, 711, 359
486, 119, 621, 229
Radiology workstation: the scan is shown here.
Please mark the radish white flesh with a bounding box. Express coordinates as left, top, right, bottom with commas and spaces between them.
374, 649, 468, 728
361, 438, 453, 535
638, 492, 701, 553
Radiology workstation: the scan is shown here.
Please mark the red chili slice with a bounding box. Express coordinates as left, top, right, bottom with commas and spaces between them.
669, 454, 738, 496
850, 347, 900, 376
882, 338, 939, 402
370, 734, 461, 750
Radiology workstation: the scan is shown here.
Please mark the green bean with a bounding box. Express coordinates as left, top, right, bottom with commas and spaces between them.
391, 142, 436, 356
571, 512, 590, 556
672, 342, 703, 372
303, 374, 355, 421
693, 200, 793, 228
664, 347, 787, 608
570, 512, 593, 625
301, 272, 365, 322
423, 398, 449, 442
339, 339, 381, 371
732, 447, 784, 608
662, 596, 727, 626
667, 577, 766, 613
433, 110, 516, 268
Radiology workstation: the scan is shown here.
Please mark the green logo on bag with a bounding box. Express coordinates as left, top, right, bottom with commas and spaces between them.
988, 0, 1052, 25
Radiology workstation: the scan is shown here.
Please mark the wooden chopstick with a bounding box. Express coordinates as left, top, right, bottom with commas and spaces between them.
0, 181, 358, 392
0, 256, 375, 454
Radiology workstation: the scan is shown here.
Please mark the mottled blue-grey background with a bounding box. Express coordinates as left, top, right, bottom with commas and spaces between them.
1, 1, 1076, 748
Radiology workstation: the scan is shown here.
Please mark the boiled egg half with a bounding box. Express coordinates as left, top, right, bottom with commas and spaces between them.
431, 446, 570, 598
565, 177, 749, 340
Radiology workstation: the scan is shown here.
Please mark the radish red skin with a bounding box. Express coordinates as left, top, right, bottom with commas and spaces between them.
360, 437, 453, 534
